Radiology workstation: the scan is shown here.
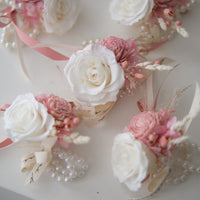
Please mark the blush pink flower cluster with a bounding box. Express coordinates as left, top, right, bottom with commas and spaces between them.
35, 94, 80, 137
99, 36, 138, 67
154, 0, 179, 9
127, 110, 181, 157
152, 0, 190, 18
99, 36, 143, 91
16, 0, 44, 28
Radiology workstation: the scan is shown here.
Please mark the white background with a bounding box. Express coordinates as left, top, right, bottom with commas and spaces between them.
0, 0, 200, 199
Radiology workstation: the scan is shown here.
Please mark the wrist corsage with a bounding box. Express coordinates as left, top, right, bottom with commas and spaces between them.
110, 0, 196, 47
111, 76, 200, 198
0, 93, 90, 184
64, 36, 172, 123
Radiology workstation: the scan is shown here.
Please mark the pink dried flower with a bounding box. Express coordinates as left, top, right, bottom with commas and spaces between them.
35, 93, 48, 104
128, 110, 181, 157
16, 0, 44, 28
25, 2, 38, 17
45, 95, 75, 121
154, 0, 179, 9
128, 111, 161, 138
99, 36, 138, 66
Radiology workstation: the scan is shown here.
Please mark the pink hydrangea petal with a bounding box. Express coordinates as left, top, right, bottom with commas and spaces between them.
167, 116, 177, 128
154, 125, 168, 134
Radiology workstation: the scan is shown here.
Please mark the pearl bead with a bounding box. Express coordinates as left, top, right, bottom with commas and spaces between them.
0, 39, 4, 44
56, 176, 62, 182
4, 42, 10, 49
186, 3, 191, 8
29, 33, 33, 38
55, 166, 62, 171
51, 172, 56, 178
49, 147, 88, 183
11, 42, 16, 48
189, 166, 194, 172
64, 177, 69, 183
17, 2, 22, 9
8, 1, 13, 6
33, 29, 38, 35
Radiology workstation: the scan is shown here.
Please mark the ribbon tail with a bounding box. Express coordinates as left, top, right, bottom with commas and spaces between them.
16, 33, 31, 80
0, 138, 13, 148
10, 11, 69, 61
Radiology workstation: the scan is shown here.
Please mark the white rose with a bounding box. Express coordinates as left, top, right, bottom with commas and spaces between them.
42, 0, 80, 35
112, 132, 156, 191
64, 44, 125, 106
110, 0, 154, 26
4, 93, 55, 142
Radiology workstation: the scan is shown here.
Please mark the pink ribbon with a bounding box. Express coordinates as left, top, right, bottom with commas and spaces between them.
0, 138, 13, 148
0, 8, 69, 61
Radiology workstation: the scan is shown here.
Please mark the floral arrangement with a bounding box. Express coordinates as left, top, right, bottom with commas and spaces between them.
0, 1, 199, 196
0, 93, 90, 184
0, 0, 80, 49
112, 80, 200, 196
110, 0, 195, 46
64, 36, 173, 123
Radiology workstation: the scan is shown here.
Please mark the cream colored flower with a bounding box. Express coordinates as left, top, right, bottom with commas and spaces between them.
112, 132, 156, 191
42, 0, 80, 35
4, 93, 55, 142
64, 44, 125, 106
110, 0, 154, 25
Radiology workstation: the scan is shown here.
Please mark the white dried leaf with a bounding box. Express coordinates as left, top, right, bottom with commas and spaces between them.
144, 64, 173, 71
73, 136, 91, 145
136, 62, 152, 68
35, 151, 49, 164
136, 61, 173, 71
25, 162, 50, 185
176, 25, 189, 38
158, 18, 167, 31
21, 153, 36, 172
25, 151, 52, 185
168, 136, 188, 149
70, 132, 80, 139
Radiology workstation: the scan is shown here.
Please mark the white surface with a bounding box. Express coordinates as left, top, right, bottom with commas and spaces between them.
0, 0, 200, 200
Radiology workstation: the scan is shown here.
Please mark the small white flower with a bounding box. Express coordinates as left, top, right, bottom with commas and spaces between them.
42, 0, 80, 35
4, 93, 55, 142
112, 132, 156, 191
64, 44, 125, 106
110, 0, 154, 26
